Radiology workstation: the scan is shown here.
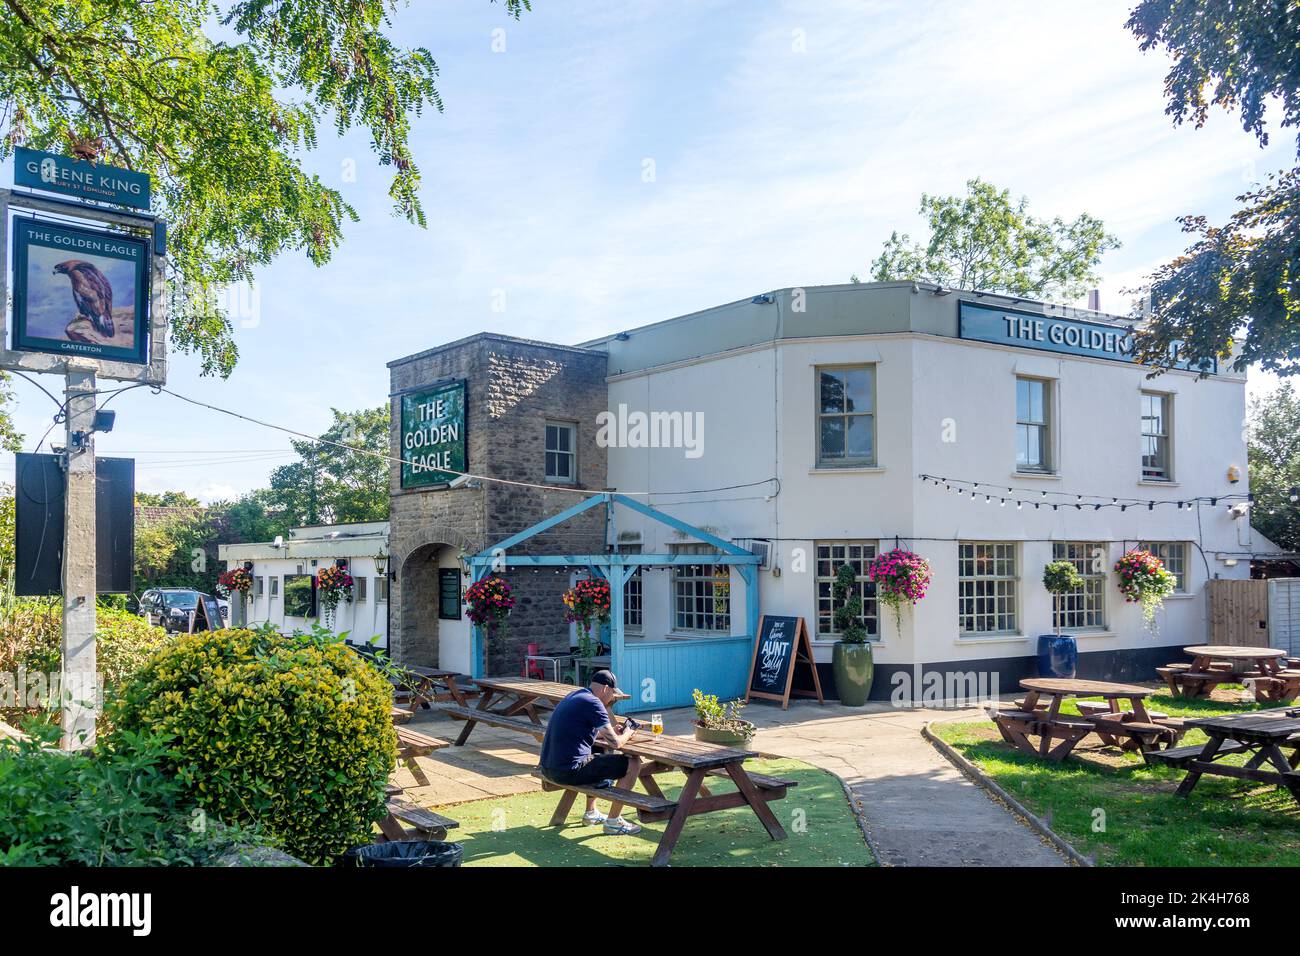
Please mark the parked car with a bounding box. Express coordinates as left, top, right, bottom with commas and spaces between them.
138, 588, 228, 633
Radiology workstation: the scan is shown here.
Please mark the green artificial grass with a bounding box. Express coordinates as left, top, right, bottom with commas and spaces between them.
429, 758, 874, 867
933, 689, 1300, 867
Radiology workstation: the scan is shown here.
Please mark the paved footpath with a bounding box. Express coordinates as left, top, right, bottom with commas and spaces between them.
407, 698, 1069, 866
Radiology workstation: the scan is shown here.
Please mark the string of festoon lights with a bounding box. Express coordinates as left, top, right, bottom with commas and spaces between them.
919, 474, 1300, 515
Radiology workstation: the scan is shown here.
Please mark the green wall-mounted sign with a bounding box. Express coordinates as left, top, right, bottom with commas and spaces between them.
14, 147, 152, 210
400, 380, 467, 489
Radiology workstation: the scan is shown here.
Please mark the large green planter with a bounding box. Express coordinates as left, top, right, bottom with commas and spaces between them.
832, 641, 874, 706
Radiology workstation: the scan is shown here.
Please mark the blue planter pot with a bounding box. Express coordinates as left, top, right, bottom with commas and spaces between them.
1036, 635, 1077, 678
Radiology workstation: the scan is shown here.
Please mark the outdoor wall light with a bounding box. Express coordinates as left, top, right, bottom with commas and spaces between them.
1227, 466, 1241, 483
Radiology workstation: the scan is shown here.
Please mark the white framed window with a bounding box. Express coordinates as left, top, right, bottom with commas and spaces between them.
815, 541, 879, 639
1138, 541, 1188, 593
255, 576, 265, 598
356, 575, 368, 602
816, 365, 875, 467
1015, 376, 1052, 473
670, 543, 731, 634
1052, 542, 1107, 630
1141, 391, 1172, 480
958, 542, 1019, 635
376, 575, 389, 602
270, 577, 280, 598
545, 421, 577, 483
618, 543, 643, 632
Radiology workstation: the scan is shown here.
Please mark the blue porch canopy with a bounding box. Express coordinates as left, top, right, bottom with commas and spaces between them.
467, 493, 762, 713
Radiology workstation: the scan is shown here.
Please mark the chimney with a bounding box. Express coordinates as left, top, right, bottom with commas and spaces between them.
1087, 289, 1100, 312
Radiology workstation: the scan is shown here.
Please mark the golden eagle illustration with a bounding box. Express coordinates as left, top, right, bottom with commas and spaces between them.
53, 259, 114, 338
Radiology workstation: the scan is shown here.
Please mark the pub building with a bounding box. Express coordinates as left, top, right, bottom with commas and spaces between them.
230, 282, 1278, 708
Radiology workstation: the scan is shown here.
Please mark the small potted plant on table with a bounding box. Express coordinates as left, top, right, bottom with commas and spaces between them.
1039, 560, 1083, 678
692, 689, 756, 746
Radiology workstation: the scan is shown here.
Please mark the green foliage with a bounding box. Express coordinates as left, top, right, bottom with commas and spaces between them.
106, 626, 397, 864
858, 178, 1119, 300
1126, 1, 1300, 377
831, 563, 868, 644
691, 689, 753, 736
0, 599, 172, 725
267, 405, 390, 526
133, 507, 219, 593
1248, 383, 1300, 551
1041, 560, 1084, 595
0, 731, 264, 866
0, 0, 532, 376
136, 491, 202, 508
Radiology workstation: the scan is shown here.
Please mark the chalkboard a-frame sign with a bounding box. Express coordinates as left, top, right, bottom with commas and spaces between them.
745, 615, 824, 709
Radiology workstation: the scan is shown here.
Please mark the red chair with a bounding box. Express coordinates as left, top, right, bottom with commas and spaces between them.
523, 643, 545, 680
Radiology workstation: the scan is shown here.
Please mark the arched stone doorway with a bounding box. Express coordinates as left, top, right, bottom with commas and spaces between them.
389, 525, 480, 668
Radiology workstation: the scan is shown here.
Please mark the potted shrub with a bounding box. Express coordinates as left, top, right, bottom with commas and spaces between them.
1039, 560, 1083, 677
1114, 549, 1177, 631
830, 563, 874, 706
691, 689, 756, 746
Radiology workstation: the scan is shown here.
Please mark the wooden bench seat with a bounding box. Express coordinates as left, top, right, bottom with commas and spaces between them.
395, 726, 449, 753
380, 797, 459, 841
705, 767, 798, 794
440, 704, 546, 741
1142, 739, 1250, 768
532, 771, 678, 824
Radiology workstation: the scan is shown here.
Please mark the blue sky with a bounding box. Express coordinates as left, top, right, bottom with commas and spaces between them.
3, 0, 1293, 500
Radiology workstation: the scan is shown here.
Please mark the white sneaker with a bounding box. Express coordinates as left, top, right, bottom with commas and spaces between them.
603, 816, 641, 835
582, 808, 608, 825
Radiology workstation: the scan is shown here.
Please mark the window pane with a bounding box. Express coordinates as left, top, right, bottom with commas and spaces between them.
820, 371, 845, 414
820, 418, 845, 458
557, 426, 571, 452
843, 368, 873, 413
846, 415, 873, 458
1016, 378, 1030, 421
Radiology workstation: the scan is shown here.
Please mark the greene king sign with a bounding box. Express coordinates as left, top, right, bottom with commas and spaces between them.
399, 380, 466, 489
15, 147, 151, 210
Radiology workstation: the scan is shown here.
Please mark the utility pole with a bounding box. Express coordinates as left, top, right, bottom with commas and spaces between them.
61, 362, 98, 749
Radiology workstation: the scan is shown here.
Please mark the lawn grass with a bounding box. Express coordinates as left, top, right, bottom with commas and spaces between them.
428, 758, 874, 867
933, 689, 1300, 867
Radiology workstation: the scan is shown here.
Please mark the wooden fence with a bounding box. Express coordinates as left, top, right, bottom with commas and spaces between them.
1208, 579, 1270, 647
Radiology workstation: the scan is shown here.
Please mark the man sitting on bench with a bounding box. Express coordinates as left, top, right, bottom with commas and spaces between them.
538, 670, 644, 836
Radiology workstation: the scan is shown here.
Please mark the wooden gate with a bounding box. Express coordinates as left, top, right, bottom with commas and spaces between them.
1208, 579, 1270, 646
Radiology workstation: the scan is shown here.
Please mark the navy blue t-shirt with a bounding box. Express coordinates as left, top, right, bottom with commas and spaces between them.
539, 688, 611, 771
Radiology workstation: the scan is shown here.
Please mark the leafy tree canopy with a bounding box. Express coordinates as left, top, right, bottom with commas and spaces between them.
0, 0, 530, 376
1126, 0, 1300, 376
857, 178, 1119, 302
1248, 382, 1300, 552
135, 490, 201, 509
267, 405, 389, 527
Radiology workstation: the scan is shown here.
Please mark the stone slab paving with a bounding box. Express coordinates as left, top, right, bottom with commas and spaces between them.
404, 698, 1067, 867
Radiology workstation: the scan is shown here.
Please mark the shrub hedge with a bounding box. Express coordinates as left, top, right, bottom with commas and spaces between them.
106, 627, 397, 864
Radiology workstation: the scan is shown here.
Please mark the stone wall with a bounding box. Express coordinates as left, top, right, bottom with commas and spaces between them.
387, 334, 608, 672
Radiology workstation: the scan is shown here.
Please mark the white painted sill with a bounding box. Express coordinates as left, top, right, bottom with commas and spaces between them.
1138, 479, 1180, 488
954, 634, 1031, 646
1013, 471, 1061, 481
808, 466, 885, 475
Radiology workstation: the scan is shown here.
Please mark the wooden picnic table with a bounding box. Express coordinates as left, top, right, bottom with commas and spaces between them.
1159, 646, 1299, 702
393, 665, 474, 712
1145, 708, 1300, 804
994, 677, 1181, 762
444, 676, 629, 747
541, 731, 793, 867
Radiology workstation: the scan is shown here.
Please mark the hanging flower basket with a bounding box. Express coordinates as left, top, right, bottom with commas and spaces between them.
563, 577, 611, 658
317, 564, 355, 626
866, 548, 932, 631
1114, 549, 1176, 630
465, 574, 516, 657
217, 566, 252, 597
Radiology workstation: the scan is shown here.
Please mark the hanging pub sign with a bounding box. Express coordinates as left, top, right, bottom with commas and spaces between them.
14, 146, 152, 210
10, 218, 150, 364
959, 302, 1217, 374
746, 615, 823, 709
400, 379, 467, 488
